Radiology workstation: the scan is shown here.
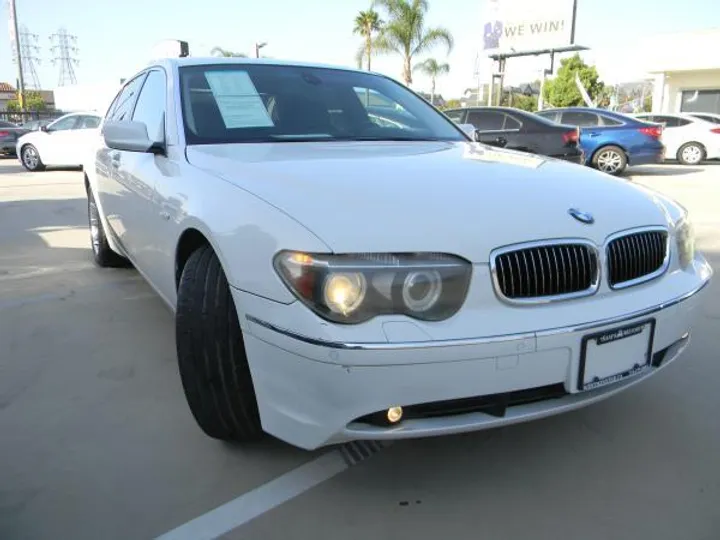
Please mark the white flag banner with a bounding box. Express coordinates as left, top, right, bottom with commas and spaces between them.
575, 73, 595, 107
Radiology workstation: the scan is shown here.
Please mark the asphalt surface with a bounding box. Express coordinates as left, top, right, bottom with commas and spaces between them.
1, 157, 719, 540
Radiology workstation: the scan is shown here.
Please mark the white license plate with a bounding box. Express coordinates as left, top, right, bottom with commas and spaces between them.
578, 320, 655, 391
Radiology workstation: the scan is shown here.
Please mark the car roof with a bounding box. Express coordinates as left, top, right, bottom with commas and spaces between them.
541, 106, 623, 115
54, 111, 102, 117
148, 56, 368, 76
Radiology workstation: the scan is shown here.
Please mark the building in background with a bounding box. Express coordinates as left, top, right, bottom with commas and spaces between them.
0, 83, 16, 110
646, 28, 720, 114
0, 83, 56, 111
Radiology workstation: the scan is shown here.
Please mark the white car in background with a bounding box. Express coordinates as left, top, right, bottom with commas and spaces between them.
634, 113, 720, 165
17, 111, 102, 171
84, 58, 711, 450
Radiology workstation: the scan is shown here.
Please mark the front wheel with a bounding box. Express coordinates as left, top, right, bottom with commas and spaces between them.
20, 144, 45, 171
176, 246, 263, 442
87, 189, 130, 268
592, 146, 627, 175
677, 142, 705, 165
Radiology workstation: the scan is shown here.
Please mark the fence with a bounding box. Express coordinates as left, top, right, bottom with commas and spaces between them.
0, 110, 66, 125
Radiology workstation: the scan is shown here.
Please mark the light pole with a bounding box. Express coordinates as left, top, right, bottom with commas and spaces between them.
8, 0, 26, 111
255, 42, 267, 58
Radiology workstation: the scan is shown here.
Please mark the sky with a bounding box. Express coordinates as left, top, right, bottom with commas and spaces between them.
1, 0, 720, 99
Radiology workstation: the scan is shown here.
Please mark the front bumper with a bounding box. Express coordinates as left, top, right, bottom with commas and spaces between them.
237, 259, 711, 450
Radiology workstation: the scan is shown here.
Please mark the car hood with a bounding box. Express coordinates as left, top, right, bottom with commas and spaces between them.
186, 141, 670, 262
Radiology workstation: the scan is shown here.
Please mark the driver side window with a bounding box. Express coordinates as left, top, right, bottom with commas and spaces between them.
131, 70, 167, 143
48, 116, 79, 131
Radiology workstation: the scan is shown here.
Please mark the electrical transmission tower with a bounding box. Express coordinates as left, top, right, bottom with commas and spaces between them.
14, 25, 42, 89
50, 28, 79, 86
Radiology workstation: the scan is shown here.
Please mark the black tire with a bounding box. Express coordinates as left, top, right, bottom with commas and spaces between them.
592, 145, 627, 175
176, 246, 263, 442
20, 144, 45, 171
677, 142, 705, 165
87, 188, 130, 268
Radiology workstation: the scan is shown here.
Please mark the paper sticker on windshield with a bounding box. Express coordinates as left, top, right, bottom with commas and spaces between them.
204, 71, 274, 129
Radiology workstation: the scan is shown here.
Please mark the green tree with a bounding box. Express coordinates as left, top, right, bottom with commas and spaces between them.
439, 98, 461, 110
509, 94, 538, 112
6, 91, 47, 112
211, 46, 247, 57
353, 9, 383, 71
413, 58, 449, 105
372, 0, 453, 86
542, 54, 605, 107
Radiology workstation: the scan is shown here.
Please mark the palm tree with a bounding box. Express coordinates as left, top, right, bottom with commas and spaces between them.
211, 46, 247, 58
372, 0, 453, 86
353, 9, 383, 71
413, 58, 449, 105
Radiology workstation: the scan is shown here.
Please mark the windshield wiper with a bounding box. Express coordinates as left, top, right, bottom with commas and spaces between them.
261, 135, 454, 143
330, 136, 449, 142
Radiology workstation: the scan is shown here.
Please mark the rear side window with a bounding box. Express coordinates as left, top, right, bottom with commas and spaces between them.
652, 116, 691, 128
561, 111, 600, 127
106, 75, 146, 122
467, 110, 505, 130
693, 114, 720, 124
444, 110, 465, 123
599, 115, 623, 126
536, 111, 560, 122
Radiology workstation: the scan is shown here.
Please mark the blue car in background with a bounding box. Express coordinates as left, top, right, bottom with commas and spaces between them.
535, 107, 664, 175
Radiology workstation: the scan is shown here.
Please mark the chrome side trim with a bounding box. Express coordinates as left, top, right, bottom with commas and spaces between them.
489, 238, 601, 305
606, 226, 671, 290
245, 277, 710, 351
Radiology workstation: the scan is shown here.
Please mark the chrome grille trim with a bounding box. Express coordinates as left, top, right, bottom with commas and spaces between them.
607, 227, 670, 289
490, 239, 601, 305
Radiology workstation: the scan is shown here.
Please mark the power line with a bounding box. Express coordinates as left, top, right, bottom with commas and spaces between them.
13, 25, 42, 89
50, 28, 79, 86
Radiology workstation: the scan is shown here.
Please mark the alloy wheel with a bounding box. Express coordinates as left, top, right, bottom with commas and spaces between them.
681, 145, 702, 164
596, 150, 623, 174
22, 146, 39, 170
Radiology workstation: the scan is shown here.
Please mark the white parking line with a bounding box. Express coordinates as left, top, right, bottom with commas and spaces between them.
155, 441, 386, 540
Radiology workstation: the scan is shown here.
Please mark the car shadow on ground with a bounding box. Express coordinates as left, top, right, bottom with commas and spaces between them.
629, 166, 703, 176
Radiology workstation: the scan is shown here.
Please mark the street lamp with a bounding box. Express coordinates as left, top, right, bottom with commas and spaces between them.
255, 42, 267, 58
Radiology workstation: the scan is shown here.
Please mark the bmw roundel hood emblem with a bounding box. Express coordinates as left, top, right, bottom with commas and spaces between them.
568, 208, 594, 224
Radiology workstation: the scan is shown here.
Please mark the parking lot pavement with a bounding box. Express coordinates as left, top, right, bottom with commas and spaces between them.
1, 161, 719, 540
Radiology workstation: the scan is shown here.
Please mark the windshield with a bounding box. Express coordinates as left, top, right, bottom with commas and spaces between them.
179, 64, 467, 144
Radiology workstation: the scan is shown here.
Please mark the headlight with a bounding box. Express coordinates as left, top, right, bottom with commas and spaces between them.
274, 251, 472, 324
675, 217, 695, 269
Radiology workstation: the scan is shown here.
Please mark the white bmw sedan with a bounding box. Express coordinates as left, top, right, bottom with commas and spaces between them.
85, 58, 712, 450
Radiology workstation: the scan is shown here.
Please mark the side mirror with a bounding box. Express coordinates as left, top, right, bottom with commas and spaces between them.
103, 120, 164, 154
40, 125, 49, 132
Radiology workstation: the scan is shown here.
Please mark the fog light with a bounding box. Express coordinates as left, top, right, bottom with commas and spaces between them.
387, 406, 403, 424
